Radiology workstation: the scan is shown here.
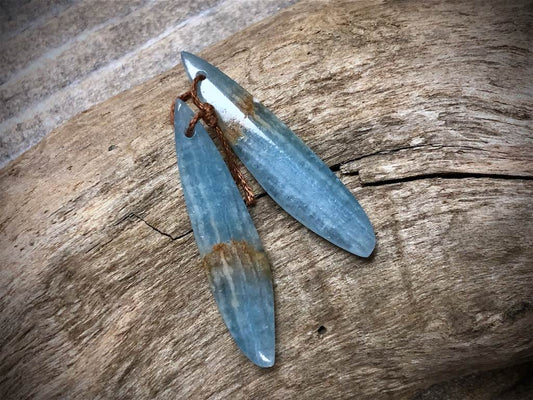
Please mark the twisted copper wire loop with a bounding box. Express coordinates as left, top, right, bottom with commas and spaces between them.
170, 75, 256, 206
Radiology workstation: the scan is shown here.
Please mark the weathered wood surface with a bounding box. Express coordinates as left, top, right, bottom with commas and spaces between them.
0, 0, 298, 167
1, 0, 532, 398
413, 362, 533, 400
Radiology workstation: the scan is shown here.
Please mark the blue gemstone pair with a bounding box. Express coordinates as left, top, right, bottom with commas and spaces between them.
174, 52, 375, 367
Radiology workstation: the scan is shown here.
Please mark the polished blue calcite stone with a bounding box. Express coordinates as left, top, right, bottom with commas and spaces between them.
174, 100, 275, 367
181, 52, 376, 257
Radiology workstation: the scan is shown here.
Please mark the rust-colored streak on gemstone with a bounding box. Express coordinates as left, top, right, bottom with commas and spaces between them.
236, 92, 255, 118
220, 120, 245, 145
202, 240, 272, 279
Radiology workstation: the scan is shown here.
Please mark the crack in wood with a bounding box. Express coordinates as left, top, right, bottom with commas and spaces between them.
130, 213, 192, 241
360, 172, 533, 187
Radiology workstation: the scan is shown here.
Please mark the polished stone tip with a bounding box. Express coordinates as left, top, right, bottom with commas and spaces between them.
181, 51, 202, 80
352, 229, 376, 258
203, 241, 275, 368
174, 98, 194, 131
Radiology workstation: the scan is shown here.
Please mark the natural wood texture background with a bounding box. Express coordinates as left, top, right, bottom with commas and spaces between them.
0, 0, 298, 167
1, 0, 532, 398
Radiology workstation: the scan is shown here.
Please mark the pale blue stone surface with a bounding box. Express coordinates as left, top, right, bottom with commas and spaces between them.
181, 52, 376, 257
174, 100, 262, 255
174, 100, 275, 367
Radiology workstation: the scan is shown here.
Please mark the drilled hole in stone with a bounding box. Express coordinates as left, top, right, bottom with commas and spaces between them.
317, 325, 327, 335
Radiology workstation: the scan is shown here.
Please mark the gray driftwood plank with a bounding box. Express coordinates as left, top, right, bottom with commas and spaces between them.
1, 0, 532, 398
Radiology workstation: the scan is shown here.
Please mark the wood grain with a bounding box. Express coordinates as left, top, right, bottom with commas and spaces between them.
1, 0, 532, 398
0, 0, 298, 167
